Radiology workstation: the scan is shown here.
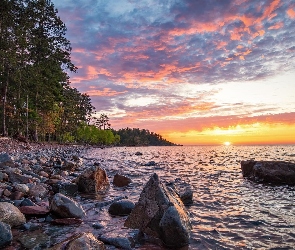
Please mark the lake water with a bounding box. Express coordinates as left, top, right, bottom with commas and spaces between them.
80, 145, 295, 249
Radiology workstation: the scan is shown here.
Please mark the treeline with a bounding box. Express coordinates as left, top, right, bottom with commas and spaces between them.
114, 128, 178, 146
0, 0, 95, 142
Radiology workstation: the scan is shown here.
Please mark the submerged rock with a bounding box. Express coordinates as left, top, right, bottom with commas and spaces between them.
0, 202, 26, 227
50, 193, 86, 218
76, 165, 109, 193
241, 160, 295, 185
108, 200, 135, 216
113, 173, 132, 187
0, 222, 12, 247
99, 236, 134, 250
124, 173, 191, 248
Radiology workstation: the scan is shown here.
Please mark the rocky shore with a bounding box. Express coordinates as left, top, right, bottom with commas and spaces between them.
0, 137, 192, 249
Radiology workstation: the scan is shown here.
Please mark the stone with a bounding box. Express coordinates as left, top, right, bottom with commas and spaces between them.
113, 173, 132, 187
50, 193, 86, 218
0, 153, 14, 167
52, 182, 78, 196
99, 236, 133, 250
76, 165, 109, 193
124, 173, 191, 248
0, 202, 26, 227
10, 191, 24, 200
18, 230, 49, 249
51, 218, 82, 225
65, 232, 105, 250
7, 172, 32, 184
0, 222, 12, 247
144, 161, 156, 166
108, 200, 135, 216
14, 183, 29, 194
29, 184, 48, 198
135, 152, 143, 156
62, 160, 77, 171
241, 160, 295, 185
39, 171, 49, 178
20, 198, 36, 206
3, 189, 11, 197
19, 206, 50, 215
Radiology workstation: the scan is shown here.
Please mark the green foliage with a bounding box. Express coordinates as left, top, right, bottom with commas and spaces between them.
75, 124, 118, 145
114, 128, 177, 146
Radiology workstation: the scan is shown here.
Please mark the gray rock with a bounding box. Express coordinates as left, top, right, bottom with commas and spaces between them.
29, 184, 48, 198
241, 160, 295, 185
76, 165, 109, 193
0, 153, 14, 167
108, 200, 135, 216
124, 173, 191, 248
50, 193, 86, 218
52, 182, 78, 196
0, 222, 12, 247
0, 202, 26, 227
99, 236, 133, 250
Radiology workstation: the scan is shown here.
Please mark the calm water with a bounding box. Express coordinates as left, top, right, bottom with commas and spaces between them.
76, 145, 295, 249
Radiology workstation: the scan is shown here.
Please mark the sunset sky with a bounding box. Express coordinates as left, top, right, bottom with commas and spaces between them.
51, 0, 295, 145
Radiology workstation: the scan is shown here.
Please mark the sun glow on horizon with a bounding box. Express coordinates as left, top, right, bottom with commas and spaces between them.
162, 122, 295, 145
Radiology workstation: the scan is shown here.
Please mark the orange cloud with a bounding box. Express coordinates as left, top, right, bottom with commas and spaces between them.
287, 8, 295, 19
268, 22, 284, 30
86, 88, 127, 97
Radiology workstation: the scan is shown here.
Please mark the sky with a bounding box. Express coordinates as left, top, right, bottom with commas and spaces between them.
52, 0, 295, 145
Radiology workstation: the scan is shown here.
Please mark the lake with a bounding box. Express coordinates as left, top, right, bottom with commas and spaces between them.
80, 145, 295, 249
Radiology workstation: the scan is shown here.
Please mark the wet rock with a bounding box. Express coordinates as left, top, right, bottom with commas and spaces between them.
92, 222, 104, 229
0, 153, 14, 167
108, 200, 135, 216
167, 181, 194, 205
19, 205, 50, 215
135, 152, 143, 156
113, 173, 132, 187
144, 161, 156, 166
65, 232, 105, 250
18, 230, 49, 249
52, 182, 78, 196
76, 165, 109, 193
99, 236, 134, 250
124, 173, 191, 248
0, 202, 26, 227
241, 160, 295, 185
50, 193, 86, 218
0, 222, 12, 247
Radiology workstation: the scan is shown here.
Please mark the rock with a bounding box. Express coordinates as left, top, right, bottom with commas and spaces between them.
76, 165, 109, 193
62, 160, 77, 171
3, 189, 11, 197
144, 161, 156, 166
14, 183, 29, 194
113, 174, 132, 187
241, 160, 295, 185
108, 200, 135, 216
18, 230, 49, 249
7, 172, 32, 184
135, 152, 143, 156
0, 222, 12, 247
0, 202, 26, 227
29, 184, 48, 198
99, 236, 134, 250
19, 206, 50, 215
0, 153, 14, 167
124, 173, 191, 248
10, 191, 24, 200
51, 218, 82, 225
20, 198, 36, 206
52, 182, 78, 196
39, 171, 49, 178
50, 193, 86, 218
65, 232, 105, 250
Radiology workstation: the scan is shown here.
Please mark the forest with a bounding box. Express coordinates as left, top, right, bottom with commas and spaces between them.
0, 0, 176, 147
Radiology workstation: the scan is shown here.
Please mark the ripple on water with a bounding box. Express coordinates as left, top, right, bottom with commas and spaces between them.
78, 145, 295, 249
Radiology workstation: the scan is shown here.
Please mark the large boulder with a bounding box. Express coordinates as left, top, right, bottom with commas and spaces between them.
50, 193, 86, 218
0, 202, 26, 227
124, 173, 191, 248
241, 160, 295, 185
76, 165, 109, 193
0, 222, 12, 247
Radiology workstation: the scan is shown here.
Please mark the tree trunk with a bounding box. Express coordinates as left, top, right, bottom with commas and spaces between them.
2, 70, 8, 136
